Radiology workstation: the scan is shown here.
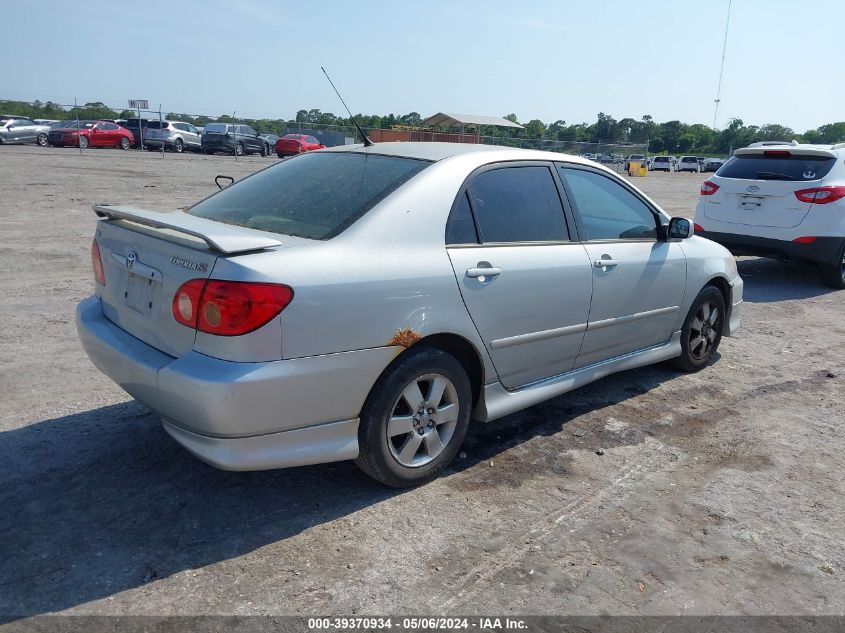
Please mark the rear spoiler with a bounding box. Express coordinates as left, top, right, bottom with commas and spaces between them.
93, 204, 282, 254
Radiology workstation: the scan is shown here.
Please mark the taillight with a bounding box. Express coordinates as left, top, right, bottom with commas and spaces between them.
794, 186, 845, 205
700, 180, 720, 196
91, 239, 106, 285
694, 223, 705, 233
172, 279, 293, 336
792, 236, 818, 244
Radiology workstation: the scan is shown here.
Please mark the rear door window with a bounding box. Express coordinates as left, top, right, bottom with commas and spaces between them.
716, 153, 836, 181
558, 167, 658, 241
466, 165, 569, 243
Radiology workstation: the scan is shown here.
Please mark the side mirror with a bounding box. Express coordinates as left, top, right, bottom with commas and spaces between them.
667, 217, 693, 240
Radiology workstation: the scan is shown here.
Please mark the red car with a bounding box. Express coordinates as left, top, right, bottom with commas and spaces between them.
275, 133, 325, 158
47, 120, 134, 150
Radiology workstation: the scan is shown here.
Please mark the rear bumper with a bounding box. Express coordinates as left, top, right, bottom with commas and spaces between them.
76, 296, 396, 470
697, 230, 845, 266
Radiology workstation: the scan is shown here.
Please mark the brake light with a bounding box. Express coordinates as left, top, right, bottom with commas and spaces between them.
700, 180, 720, 196
172, 279, 293, 336
794, 186, 845, 205
792, 236, 818, 244
694, 223, 705, 233
764, 150, 791, 157
91, 239, 106, 285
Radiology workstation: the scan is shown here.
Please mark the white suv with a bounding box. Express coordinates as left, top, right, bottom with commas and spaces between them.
650, 156, 672, 172
694, 142, 845, 288
678, 156, 700, 173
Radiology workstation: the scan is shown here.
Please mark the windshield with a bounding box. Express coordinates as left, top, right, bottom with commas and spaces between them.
187, 152, 430, 240
717, 153, 836, 181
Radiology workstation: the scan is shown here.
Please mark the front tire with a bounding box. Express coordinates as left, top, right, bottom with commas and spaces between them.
820, 241, 845, 289
235, 142, 244, 156
670, 286, 726, 372
356, 346, 472, 488
78, 136, 89, 149
36, 133, 48, 147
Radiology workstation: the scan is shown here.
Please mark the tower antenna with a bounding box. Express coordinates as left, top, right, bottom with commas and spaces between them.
713, 0, 732, 129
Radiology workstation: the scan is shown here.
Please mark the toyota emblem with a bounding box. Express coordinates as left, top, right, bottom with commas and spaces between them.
126, 251, 137, 269
746, 185, 760, 193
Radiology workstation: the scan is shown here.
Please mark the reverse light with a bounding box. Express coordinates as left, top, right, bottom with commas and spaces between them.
91, 239, 106, 285
172, 279, 293, 336
794, 186, 845, 205
792, 236, 818, 244
700, 180, 720, 196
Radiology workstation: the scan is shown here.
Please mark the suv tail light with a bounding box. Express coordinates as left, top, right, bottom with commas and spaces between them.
794, 186, 845, 205
91, 239, 106, 285
700, 180, 720, 196
172, 279, 293, 336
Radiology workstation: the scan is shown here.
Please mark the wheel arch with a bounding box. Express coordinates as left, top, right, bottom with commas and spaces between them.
704, 275, 730, 309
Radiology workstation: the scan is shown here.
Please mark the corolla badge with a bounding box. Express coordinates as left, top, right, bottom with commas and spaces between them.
746, 185, 760, 193
126, 251, 137, 268
170, 256, 208, 272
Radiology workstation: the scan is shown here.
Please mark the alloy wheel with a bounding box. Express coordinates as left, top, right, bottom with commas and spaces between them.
387, 373, 460, 468
689, 300, 722, 361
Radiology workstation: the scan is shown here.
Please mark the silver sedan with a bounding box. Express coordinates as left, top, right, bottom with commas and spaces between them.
76, 142, 743, 487
0, 115, 50, 146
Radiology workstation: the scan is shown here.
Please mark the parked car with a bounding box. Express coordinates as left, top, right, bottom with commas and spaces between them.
259, 133, 279, 150
142, 120, 202, 153
678, 156, 701, 173
275, 133, 326, 157
703, 158, 724, 173
650, 156, 673, 172
77, 142, 742, 486
201, 123, 269, 156
119, 118, 152, 149
695, 142, 845, 288
0, 115, 50, 146
624, 154, 647, 171
47, 120, 134, 149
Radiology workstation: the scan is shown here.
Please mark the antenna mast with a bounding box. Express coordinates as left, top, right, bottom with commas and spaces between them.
321, 66, 373, 147
713, 0, 732, 129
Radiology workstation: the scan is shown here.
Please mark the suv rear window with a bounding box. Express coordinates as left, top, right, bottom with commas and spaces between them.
145, 121, 167, 129
717, 153, 836, 181
654, 157, 669, 162
205, 123, 231, 133
187, 152, 430, 240
681, 157, 697, 163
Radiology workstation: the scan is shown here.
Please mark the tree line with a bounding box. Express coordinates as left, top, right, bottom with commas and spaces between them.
3, 99, 843, 155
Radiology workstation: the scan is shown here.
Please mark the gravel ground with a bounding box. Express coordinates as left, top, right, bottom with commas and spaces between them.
1, 146, 843, 618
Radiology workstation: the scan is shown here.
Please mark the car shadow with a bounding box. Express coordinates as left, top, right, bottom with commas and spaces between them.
738, 257, 837, 303
1, 363, 678, 619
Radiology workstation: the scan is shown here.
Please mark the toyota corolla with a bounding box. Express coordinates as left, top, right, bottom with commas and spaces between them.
77, 142, 742, 487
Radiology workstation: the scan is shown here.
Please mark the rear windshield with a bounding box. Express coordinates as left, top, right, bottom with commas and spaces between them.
654, 157, 669, 162
717, 153, 836, 181
187, 152, 431, 240
145, 121, 167, 129
205, 123, 231, 133
681, 157, 697, 163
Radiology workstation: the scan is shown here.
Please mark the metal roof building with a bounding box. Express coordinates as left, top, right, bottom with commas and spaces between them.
421, 112, 524, 130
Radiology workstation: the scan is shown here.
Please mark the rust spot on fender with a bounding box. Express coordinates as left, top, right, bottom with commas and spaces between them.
389, 327, 422, 348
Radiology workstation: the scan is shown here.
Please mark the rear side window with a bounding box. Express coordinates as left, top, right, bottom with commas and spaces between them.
446, 192, 479, 245
187, 152, 430, 240
717, 153, 836, 181
466, 166, 568, 243
559, 167, 658, 241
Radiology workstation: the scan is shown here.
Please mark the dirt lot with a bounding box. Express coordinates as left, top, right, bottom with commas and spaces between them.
1, 146, 843, 619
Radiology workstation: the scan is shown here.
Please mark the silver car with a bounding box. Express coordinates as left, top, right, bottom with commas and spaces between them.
142, 120, 202, 153
76, 143, 743, 487
0, 115, 50, 146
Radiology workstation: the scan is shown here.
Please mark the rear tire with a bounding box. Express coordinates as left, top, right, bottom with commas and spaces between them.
235, 142, 244, 156
36, 133, 48, 147
119, 136, 130, 150
174, 138, 183, 153
261, 143, 268, 157
355, 346, 472, 488
277, 152, 284, 158
670, 286, 726, 372
820, 241, 845, 289
78, 136, 89, 149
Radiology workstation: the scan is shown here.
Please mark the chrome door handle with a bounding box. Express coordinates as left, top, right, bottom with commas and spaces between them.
466, 267, 502, 278
593, 258, 619, 269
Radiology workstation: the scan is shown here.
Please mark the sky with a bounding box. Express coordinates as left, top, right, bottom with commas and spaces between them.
3, 0, 843, 132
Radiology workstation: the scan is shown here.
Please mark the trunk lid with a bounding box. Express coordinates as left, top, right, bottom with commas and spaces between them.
93, 206, 283, 357
703, 148, 837, 228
